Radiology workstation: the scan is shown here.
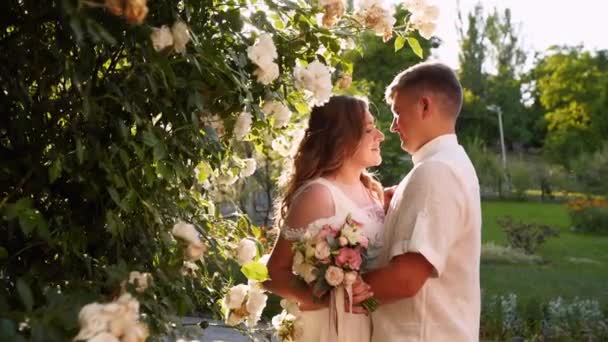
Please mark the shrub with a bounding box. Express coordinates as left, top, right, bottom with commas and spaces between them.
497, 216, 560, 255
566, 198, 608, 234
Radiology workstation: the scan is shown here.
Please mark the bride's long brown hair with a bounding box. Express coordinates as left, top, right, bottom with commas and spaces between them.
276, 95, 383, 227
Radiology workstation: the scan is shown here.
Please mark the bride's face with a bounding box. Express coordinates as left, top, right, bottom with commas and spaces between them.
351, 111, 385, 167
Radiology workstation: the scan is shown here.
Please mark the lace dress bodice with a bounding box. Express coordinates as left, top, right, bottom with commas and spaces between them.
281, 177, 385, 269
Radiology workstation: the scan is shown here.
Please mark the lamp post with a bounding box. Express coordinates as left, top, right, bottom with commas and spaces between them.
487, 104, 507, 172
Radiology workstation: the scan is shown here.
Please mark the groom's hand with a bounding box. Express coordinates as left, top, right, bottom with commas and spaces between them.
383, 185, 397, 212
346, 277, 374, 314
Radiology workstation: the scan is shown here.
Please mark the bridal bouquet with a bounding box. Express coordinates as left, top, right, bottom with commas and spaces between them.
291, 214, 378, 312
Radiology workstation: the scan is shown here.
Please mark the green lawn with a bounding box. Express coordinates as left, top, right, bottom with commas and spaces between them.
481, 201, 608, 304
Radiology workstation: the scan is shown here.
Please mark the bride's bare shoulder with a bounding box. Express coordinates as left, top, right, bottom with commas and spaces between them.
285, 183, 335, 229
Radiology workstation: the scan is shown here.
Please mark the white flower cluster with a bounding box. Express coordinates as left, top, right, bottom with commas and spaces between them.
236, 238, 258, 265
262, 101, 292, 128
233, 111, 252, 141
320, 0, 346, 28
126, 271, 152, 293
293, 61, 333, 106
354, 0, 397, 42
239, 158, 257, 178
405, 0, 439, 39
222, 283, 268, 328
74, 293, 148, 342
271, 299, 304, 342
150, 20, 191, 54
172, 221, 207, 261
247, 33, 280, 85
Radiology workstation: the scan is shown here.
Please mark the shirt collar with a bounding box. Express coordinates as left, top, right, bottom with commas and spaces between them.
412, 134, 458, 165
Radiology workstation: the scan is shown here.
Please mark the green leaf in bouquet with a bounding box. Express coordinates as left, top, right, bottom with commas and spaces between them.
240, 261, 269, 282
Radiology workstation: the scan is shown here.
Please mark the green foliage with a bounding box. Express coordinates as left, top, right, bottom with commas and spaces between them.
497, 216, 559, 255
508, 160, 533, 200
463, 137, 504, 196
571, 142, 608, 196
570, 206, 608, 235
0, 0, 427, 339
532, 47, 608, 165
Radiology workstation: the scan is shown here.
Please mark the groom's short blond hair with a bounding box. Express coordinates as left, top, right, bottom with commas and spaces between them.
385, 62, 463, 117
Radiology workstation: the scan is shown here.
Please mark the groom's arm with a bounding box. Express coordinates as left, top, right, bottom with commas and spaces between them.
362, 252, 433, 304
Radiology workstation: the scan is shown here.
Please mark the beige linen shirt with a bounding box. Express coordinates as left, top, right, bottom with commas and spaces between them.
372, 134, 482, 342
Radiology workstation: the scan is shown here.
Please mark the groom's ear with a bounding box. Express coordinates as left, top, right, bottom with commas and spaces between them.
420, 96, 431, 119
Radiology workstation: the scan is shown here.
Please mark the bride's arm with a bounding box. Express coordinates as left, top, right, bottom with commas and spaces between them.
264, 184, 334, 310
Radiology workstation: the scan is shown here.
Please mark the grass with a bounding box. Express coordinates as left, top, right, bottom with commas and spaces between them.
481, 200, 608, 305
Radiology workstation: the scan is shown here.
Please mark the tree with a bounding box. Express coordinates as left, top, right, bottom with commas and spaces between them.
457, 4, 534, 148
532, 46, 606, 165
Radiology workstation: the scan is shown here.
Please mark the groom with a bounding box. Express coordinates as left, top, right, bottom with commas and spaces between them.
356, 62, 482, 341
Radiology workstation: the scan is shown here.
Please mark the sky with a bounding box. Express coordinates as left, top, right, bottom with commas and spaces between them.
426, 0, 608, 69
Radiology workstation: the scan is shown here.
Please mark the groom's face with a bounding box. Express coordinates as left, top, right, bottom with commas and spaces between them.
390, 91, 425, 154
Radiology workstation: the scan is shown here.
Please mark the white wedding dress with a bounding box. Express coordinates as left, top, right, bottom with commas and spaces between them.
281, 177, 385, 342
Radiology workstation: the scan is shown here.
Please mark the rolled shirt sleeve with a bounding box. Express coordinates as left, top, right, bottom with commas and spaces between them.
389, 160, 466, 277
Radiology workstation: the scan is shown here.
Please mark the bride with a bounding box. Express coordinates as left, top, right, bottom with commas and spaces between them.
265, 95, 386, 342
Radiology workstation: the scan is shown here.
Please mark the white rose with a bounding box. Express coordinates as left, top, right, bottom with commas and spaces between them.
239, 158, 257, 178
172, 221, 200, 245
233, 111, 252, 141
271, 136, 291, 157
128, 271, 152, 293
224, 284, 249, 309
262, 101, 292, 128
247, 33, 278, 68
314, 241, 331, 260
171, 20, 191, 54
404, 0, 427, 12
245, 287, 268, 327
423, 4, 439, 21
343, 271, 358, 286
88, 332, 120, 342
292, 251, 304, 268
225, 311, 245, 326
150, 25, 173, 52
418, 21, 436, 39
280, 299, 301, 316
288, 129, 306, 157
271, 311, 287, 329
253, 62, 279, 85
300, 263, 318, 283
325, 265, 345, 286
236, 238, 257, 265
116, 293, 140, 316
338, 236, 348, 246
74, 303, 110, 341
185, 241, 207, 261
293, 61, 332, 106
121, 322, 149, 342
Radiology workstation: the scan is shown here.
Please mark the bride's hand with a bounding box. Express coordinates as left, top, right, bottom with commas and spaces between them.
346, 277, 374, 314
